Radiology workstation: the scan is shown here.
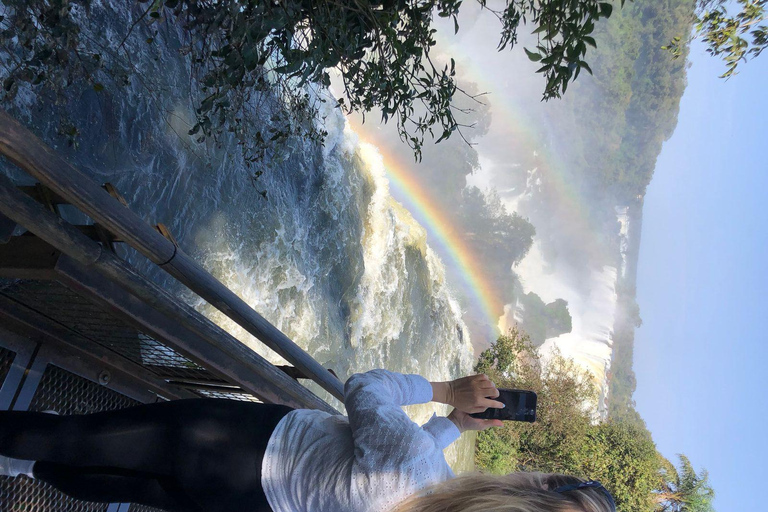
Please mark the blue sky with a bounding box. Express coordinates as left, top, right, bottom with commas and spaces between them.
634, 39, 768, 512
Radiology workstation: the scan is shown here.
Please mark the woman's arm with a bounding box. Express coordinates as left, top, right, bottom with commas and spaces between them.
430, 374, 505, 414
344, 370, 440, 469
430, 375, 506, 433
429, 381, 452, 405
343, 370, 505, 469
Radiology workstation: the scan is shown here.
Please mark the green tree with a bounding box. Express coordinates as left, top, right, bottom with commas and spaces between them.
665, 1, 767, 78
577, 421, 662, 512
459, 187, 536, 269
456, 187, 535, 311
0, 0, 618, 161
475, 327, 596, 475
654, 454, 716, 512
517, 293, 572, 347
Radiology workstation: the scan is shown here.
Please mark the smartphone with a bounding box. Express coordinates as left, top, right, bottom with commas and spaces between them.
470, 388, 537, 422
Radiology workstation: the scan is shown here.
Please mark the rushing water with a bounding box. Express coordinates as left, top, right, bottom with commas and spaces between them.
512, 241, 619, 418
495, 167, 632, 419
0, 1, 476, 471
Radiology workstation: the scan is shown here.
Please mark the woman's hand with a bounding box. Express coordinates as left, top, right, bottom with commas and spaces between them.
432, 374, 505, 414
447, 409, 503, 433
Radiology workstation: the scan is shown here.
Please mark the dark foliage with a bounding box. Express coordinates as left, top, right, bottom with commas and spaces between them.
0, 0, 619, 161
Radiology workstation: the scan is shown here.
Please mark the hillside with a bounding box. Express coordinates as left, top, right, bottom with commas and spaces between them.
548, 0, 697, 207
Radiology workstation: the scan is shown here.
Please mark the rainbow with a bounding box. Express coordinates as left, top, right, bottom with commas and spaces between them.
433, 29, 602, 248
353, 127, 504, 344
346, 29, 604, 347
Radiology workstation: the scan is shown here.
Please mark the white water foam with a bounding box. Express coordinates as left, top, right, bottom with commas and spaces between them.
507, 240, 618, 418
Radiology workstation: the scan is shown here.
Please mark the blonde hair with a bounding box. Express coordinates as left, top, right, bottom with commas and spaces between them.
393, 472, 614, 512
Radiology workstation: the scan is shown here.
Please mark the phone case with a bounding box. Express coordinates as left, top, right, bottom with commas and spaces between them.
470, 388, 537, 422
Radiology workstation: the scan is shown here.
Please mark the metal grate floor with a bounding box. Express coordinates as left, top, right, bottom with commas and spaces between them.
0, 279, 255, 401
0, 279, 212, 382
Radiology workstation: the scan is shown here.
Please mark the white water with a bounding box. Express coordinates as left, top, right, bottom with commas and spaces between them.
492, 165, 632, 419
617, 207, 631, 279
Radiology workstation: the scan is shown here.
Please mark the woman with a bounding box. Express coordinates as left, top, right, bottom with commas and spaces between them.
0, 369, 616, 512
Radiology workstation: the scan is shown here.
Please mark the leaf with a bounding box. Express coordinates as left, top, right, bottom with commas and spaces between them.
93, 83, 104, 92
524, 48, 543, 62
599, 2, 613, 18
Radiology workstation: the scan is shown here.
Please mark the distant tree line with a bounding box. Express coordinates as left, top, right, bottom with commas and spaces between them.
606, 280, 645, 427
541, 0, 697, 207
458, 187, 536, 273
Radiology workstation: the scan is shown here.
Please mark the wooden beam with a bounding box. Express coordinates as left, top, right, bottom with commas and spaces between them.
20, 225, 123, 243
18, 184, 69, 207
276, 365, 339, 381
0, 235, 60, 279
0, 212, 15, 243
20, 182, 129, 208
54, 254, 335, 411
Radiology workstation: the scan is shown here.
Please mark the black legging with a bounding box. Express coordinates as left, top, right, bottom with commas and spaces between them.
0, 399, 293, 512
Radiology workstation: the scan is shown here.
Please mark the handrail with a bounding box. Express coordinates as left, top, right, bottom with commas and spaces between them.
0, 108, 344, 401
0, 172, 338, 413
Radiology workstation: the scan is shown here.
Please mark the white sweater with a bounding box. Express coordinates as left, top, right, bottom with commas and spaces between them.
261, 369, 461, 512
